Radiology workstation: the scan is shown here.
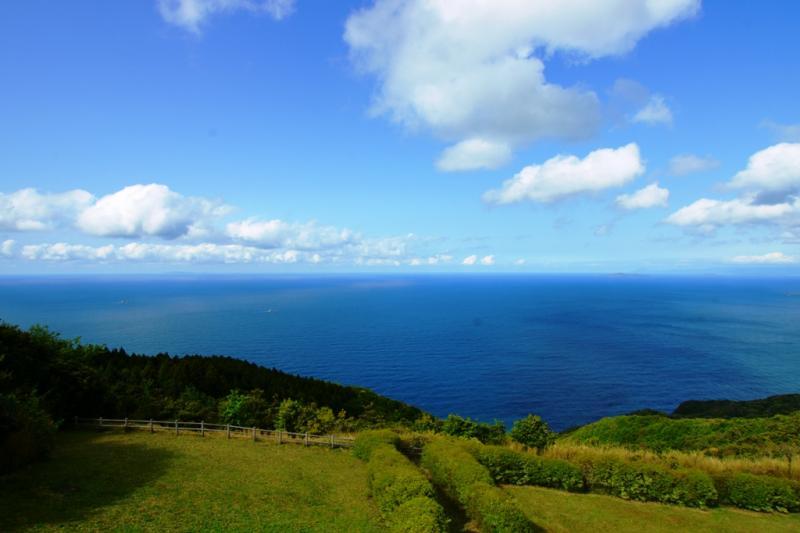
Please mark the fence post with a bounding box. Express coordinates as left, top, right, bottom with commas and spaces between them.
278, 430, 282, 444
124, 417, 128, 431
304, 432, 309, 447
99, 417, 103, 427
74, 415, 78, 427
226, 424, 231, 439
252, 427, 257, 442
330, 434, 334, 449
175, 420, 179, 436
150, 419, 154, 433
201, 421, 205, 437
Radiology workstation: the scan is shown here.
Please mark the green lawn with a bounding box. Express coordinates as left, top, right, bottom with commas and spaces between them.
506, 485, 800, 533
0, 430, 382, 532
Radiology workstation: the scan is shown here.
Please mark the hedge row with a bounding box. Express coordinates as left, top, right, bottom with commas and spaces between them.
714, 472, 800, 513
421, 439, 536, 533
461, 440, 718, 509
583, 457, 718, 508
353, 429, 401, 461
354, 431, 447, 532
462, 442, 584, 492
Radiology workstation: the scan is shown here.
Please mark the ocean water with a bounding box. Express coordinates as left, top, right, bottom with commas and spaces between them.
1, 274, 799, 431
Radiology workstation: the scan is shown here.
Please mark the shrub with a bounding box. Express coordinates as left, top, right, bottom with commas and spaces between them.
583, 457, 717, 508
510, 415, 555, 452
368, 449, 436, 514
441, 414, 507, 445
0, 392, 56, 474
421, 439, 493, 499
422, 438, 536, 532
714, 472, 800, 513
356, 433, 447, 532
469, 443, 584, 492
353, 430, 401, 461
389, 496, 449, 533
462, 482, 535, 533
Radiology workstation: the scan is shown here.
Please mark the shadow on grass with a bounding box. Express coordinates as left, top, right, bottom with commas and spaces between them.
0, 431, 176, 531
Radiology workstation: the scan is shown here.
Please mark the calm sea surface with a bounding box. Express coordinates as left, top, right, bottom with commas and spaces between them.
2, 275, 799, 430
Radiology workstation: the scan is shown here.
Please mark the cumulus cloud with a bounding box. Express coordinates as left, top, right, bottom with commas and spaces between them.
514, 258, 526, 266
729, 252, 796, 265
462, 254, 477, 265
22, 243, 116, 262
728, 143, 800, 191
1, 239, 15, 257
157, 0, 295, 32
616, 182, 669, 210
226, 218, 355, 250
345, 0, 698, 170
665, 195, 798, 232
668, 154, 720, 176
0, 188, 94, 231
480, 254, 495, 265
483, 143, 644, 205
77, 184, 230, 239
632, 95, 673, 125
436, 138, 512, 172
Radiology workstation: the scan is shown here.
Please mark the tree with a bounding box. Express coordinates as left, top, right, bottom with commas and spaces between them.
510, 414, 555, 452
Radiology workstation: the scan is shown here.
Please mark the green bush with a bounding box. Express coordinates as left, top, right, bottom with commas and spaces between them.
356, 434, 447, 532
714, 472, 800, 513
468, 443, 584, 492
353, 429, 401, 461
510, 414, 555, 452
421, 438, 536, 532
441, 414, 507, 445
368, 449, 436, 514
583, 457, 717, 508
0, 392, 57, 474
389, 496, 449, 533
421, 439, 493, 499
462, 482, 535, 533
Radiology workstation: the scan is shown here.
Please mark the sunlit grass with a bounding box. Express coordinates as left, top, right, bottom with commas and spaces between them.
0, 430, 382, 532
542, 441, 800, 482
506, 485, 800, 533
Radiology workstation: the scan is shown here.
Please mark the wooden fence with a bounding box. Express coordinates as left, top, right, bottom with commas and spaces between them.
73, 417, 355, 449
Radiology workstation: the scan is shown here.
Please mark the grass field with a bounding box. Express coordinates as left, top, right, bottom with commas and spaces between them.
0, 430, 382, 532
506, 485, 800, 533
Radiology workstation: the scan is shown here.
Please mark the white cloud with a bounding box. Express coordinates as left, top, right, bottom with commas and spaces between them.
480, 254, 495, 266
616, 182, 669, 210
0, 188, 94, 231
483, 143, 644, 204
77, 184, 229, 239
668, 154, 719, 176
730, 252, 796, 265
1, 239, 15, 257
22, 243, 116, 262
345, 0, 697, 169
632, 94, 672, 125
157, 0, 295, 32
436, 138, 511, 172
729, 143, 800, 191
226, 218, 356, 250
514, 258, 526, 266
665, 195, 798, 231
462, 254, 478, 265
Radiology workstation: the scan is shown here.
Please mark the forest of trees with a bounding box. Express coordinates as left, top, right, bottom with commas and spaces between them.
0, 322, 429, 472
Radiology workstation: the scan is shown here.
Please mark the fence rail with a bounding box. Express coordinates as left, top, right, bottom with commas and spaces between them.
74, 417, 355, 449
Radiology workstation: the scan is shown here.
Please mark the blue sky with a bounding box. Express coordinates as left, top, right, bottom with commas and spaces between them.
1, 0, 799, 274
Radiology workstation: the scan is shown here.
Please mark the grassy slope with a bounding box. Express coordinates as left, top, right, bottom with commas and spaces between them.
506, 485, 800, 533
0, 431, 382, 532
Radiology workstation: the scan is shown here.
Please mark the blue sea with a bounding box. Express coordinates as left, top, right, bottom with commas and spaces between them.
2, 275, 799, 430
